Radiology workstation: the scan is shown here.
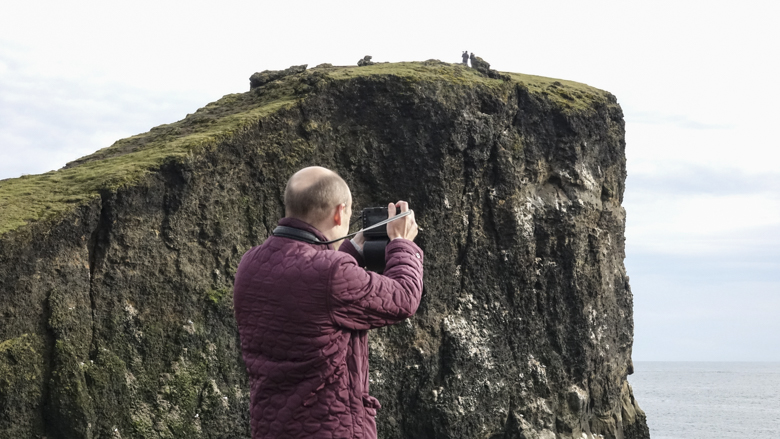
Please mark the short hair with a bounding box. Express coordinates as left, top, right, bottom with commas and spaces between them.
284, 171, 350, 223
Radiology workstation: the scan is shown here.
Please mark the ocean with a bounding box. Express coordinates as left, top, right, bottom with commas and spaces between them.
628, 362, 780, 438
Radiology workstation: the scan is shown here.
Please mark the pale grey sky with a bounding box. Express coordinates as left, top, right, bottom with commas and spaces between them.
1, 0, 778, 360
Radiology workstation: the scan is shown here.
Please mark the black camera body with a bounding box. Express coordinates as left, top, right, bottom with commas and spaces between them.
361, 207, 395, 273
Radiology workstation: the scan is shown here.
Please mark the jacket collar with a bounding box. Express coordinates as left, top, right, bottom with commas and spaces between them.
277, 217, 330, 243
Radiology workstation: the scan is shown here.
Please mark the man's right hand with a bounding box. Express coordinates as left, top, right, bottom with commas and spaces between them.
386, 201, 419, 241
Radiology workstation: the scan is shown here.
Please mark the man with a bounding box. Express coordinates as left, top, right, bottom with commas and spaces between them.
462, 50, 469, 66
233, 166, 423, 439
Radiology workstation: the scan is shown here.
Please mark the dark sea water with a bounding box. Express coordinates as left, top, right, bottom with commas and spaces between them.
628, 362, 780, 438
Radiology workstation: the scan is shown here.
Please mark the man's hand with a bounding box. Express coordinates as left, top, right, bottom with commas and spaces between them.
352, 231, 365, 247
386, 201, 419, 241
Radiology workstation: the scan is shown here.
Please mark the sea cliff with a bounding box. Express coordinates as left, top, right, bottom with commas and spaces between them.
0, 61, 649, 438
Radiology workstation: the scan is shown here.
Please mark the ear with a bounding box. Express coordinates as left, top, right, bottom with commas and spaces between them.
333, 203, 345, 226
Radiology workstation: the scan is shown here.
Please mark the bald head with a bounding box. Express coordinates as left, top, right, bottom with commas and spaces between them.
284, 167, 351, 224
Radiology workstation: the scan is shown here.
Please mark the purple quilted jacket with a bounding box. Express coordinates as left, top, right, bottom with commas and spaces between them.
234, 217, 424, 439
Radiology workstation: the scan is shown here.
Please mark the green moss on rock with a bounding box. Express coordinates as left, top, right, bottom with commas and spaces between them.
0, 94, 297, 238
205, 287, 232, 305
0, 334, 46, 437
506, 73, 610, 113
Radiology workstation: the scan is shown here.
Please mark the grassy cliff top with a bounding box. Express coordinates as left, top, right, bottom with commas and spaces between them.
0, 61, 611, 237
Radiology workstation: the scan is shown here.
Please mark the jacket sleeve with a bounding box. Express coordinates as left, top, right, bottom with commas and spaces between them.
337, 239, 365, 267
328, 239, 424, 331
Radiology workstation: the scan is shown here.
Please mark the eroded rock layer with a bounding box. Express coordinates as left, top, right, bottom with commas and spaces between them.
0, 62, 649, 438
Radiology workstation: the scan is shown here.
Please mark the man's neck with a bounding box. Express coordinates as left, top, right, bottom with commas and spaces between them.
315, 224, 342, 248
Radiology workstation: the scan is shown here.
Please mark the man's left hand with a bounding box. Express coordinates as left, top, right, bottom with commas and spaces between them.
352, 231, 365, 247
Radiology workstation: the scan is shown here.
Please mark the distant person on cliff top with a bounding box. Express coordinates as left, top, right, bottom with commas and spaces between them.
233, 166, 423, 439
462, 51, 469, 65
469, 52, 476, 67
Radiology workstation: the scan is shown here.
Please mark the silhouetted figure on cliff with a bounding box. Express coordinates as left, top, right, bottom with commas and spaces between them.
462, 51, 469, 66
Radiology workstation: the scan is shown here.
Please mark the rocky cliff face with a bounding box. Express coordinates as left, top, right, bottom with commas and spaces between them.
0, 61, 649, 439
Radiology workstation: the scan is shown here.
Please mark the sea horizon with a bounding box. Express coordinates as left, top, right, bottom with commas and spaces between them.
634, 360, 780, 363
628, 361, 780, 439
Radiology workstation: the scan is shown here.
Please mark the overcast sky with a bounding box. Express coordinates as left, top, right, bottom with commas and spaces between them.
1, 0, 778, 361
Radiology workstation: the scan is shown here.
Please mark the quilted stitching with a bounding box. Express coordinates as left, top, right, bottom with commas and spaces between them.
234, 217, 424, 439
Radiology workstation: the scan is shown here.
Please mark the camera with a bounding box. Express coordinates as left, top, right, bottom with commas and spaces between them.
361, 206, 397, 273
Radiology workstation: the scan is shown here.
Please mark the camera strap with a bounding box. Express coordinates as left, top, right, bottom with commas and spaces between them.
272, 210, 413, 246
